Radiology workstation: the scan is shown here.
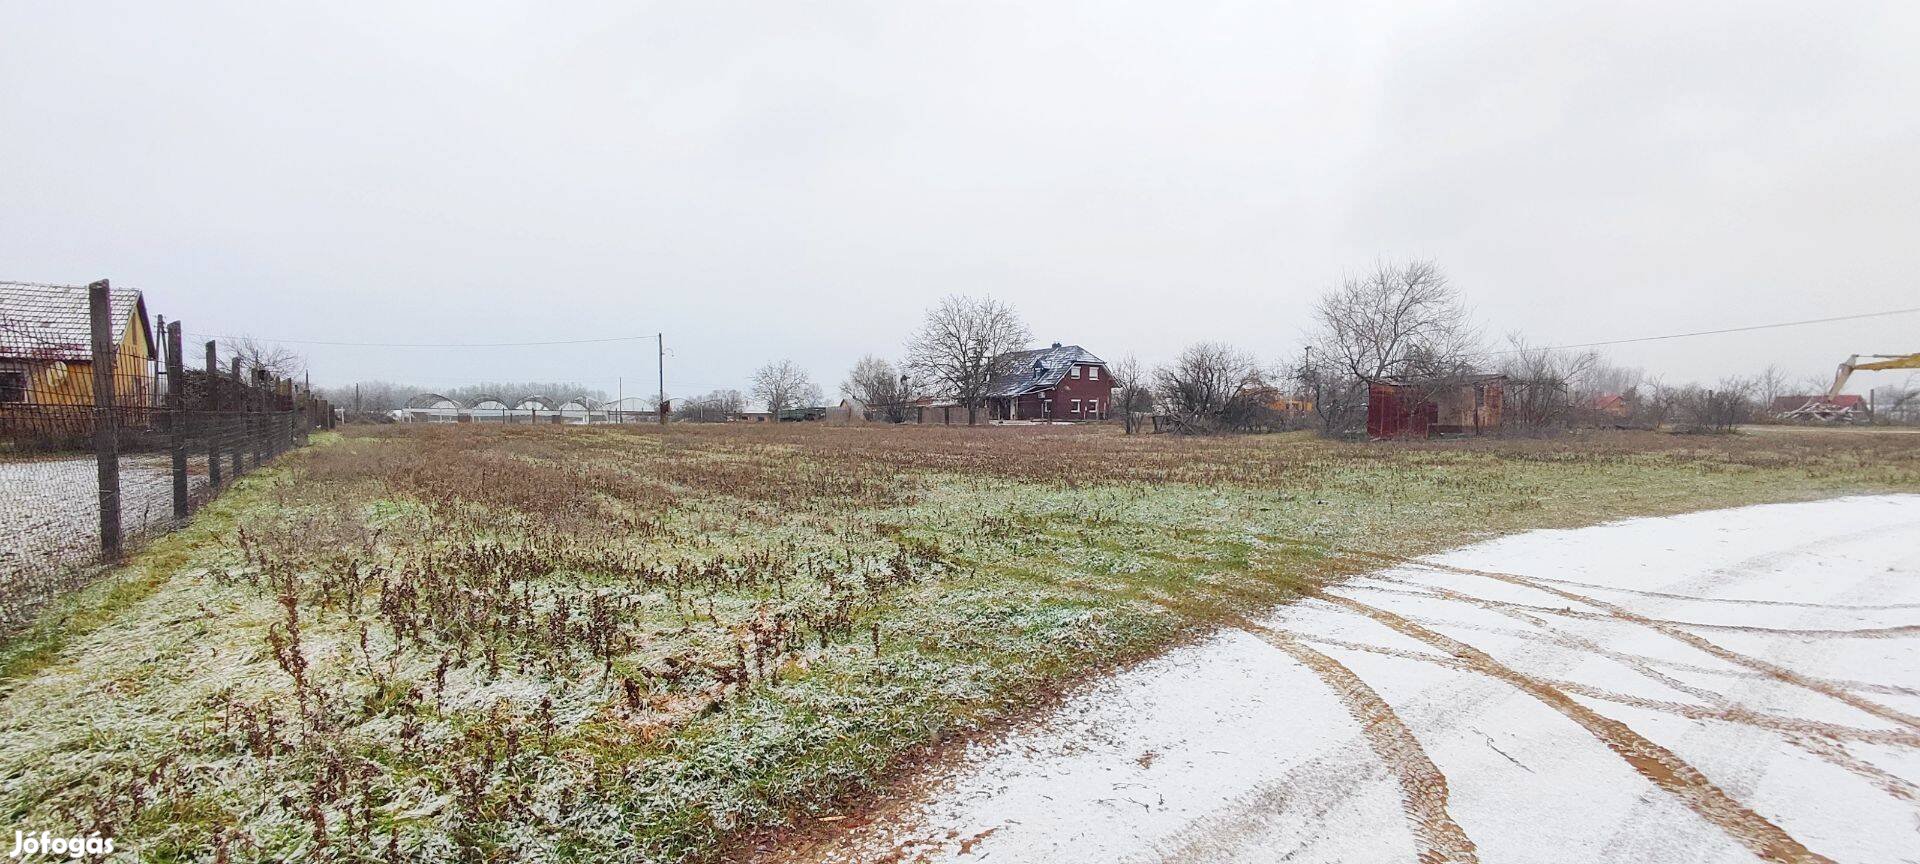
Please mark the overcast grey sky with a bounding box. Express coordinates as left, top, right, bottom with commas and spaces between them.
3, 1, 1916, 397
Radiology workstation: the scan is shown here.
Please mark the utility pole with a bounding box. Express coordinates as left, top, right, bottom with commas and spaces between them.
657, 332, 666, 425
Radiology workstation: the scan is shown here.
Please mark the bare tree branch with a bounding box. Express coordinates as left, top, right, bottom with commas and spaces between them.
904, 295, 1031, 425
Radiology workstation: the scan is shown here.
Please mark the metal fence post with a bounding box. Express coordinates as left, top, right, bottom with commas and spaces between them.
88, 280, 122, 562
166, 321, 187, 521
205, 340, 222, 489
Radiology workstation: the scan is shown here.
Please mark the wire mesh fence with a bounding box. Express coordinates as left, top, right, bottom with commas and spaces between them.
0, 279, 331, 635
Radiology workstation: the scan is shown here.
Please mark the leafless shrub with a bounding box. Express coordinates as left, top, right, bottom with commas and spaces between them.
1292, 358, 1366, 437
1874, 377, 1920, 424
840, 355, 910, 422
681, 389, 745, 422
1110, 354, 1153, 434
1662, 376, 1758, 432
1494, 333, 1597, 433
1154, 342, 1269, 433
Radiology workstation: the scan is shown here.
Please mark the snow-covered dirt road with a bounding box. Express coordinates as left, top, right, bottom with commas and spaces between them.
798, 495, 1920, 864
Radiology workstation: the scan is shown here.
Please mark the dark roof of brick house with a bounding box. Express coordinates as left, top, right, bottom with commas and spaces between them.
984, 344, 1107, 397
0, 282, 151, 363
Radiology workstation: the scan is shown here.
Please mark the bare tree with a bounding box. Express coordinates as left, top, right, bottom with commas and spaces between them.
1756, 364, 1793, 407
447, 382, 606, 405
228, 336, 305, 382
751, 360, 822, 418
1294, 353, 1366, 436
1153, 342, 1266, 433
1110, 354, 1153, 434
841, 354, 908, 422
905, 295, 1032, 425
1495, 333, 1598, 432
1873, 376, 1920, 424
1310, 259, 1477, 384
316, 380, 422, 417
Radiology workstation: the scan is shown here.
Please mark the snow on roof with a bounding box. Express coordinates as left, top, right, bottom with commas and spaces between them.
0, 281, 149, 362
984, 344, 1107, 397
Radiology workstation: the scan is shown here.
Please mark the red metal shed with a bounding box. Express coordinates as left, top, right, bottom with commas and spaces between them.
1367, 376, 1505, 439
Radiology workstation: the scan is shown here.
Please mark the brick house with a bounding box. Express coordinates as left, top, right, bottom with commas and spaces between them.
982, 343, 1114, 422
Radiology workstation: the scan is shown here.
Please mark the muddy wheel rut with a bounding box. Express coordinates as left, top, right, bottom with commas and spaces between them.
1305, 590, 1838, 864
1236, 619, 1480, 864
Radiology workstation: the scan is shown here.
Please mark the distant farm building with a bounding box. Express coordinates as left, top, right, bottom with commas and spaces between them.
600, 397, 657, 423
828, 398, 871, 425
893, 397, 965, 425
394, 394, 658, 424
982, 343, 1114, 422
401, 393, 463, 423
467, 396, 510, 421
1367, 375, 1505, 439
557, 398, 594, 423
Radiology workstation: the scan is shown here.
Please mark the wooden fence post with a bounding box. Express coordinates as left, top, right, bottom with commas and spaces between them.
205, 340, 222, 489
166, 321, 187, 521
252, 373, 266, 468
231, 357, 245, 477
88, 280, 122, 562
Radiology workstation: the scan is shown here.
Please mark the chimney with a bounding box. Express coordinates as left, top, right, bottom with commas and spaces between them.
1051, 342, 1062, 349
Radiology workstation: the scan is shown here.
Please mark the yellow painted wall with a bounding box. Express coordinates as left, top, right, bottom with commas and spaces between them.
20, 305, 154, 408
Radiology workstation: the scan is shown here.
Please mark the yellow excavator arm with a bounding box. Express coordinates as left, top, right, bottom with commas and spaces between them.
1829, 353, 1920, 399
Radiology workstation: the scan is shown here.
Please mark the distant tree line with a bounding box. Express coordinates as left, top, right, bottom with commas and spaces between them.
319, 265, 1918, 433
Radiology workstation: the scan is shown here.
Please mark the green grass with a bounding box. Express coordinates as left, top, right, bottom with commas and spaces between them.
0, 424, 1914, 862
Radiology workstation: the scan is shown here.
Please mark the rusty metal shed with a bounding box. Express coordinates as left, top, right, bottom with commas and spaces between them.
1367, 375, 1505, 439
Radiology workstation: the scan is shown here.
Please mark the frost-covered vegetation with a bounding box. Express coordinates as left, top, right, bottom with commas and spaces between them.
1, 424, 1915, 862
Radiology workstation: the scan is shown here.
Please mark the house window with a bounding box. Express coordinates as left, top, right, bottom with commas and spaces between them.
1088, 366, 1099, 380
1071, 366, 1081, 378
0, 370, 26, 403
1070, 399, 1081, 413
1042, 398, 1052, 417
1087, 399, 1099, 417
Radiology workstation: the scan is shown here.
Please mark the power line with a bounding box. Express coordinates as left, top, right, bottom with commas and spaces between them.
183, 331, 661, 348
1474, 305, 1920, 357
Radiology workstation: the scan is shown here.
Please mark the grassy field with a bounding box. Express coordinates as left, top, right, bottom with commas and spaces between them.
1, 423, 1915, 862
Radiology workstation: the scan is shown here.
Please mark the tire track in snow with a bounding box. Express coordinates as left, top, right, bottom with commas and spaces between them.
1293, 632, 1920, 750
1317, 592, 1920, 700
1519, 574, 1920, 612
1330, 578, 1920, 803
1234, 619, 1479, 864
1314, 591, 1838, 864
1359, 552, 1920, 734
1345, 579, 1920, 639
